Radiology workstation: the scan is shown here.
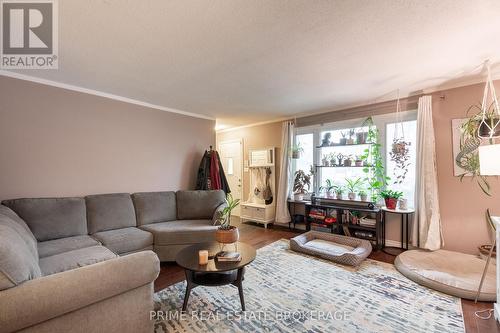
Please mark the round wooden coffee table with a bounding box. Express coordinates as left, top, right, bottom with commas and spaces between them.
175, 242, 256, 311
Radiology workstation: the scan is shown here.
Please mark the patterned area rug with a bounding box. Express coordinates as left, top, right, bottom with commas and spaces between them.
153, 240, 464, 333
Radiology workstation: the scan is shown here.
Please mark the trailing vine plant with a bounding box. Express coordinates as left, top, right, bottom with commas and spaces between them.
390, 137, 411, 184
456, 102, 494, 196
360, 117, 391, 202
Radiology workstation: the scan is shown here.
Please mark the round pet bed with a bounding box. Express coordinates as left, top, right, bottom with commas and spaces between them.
395, 249, 496, 301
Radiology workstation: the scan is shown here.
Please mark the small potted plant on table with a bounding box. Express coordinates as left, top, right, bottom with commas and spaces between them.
335, 185, 345, 200
319, 179, 336, 198
380, 190, 404, 210
214, 193, 241, 245
346, 177, 364, 200
359, 190, 368, 201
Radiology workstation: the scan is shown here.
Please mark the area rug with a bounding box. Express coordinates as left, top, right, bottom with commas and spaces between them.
153, 240, 465, 333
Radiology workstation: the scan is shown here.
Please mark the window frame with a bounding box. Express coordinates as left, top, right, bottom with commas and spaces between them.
293, 110, 418, 195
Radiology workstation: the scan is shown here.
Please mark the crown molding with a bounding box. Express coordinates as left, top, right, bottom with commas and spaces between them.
216, 117, 293, 133
0, 71, 215, 121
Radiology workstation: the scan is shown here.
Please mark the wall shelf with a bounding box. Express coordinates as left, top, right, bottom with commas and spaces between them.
316, 143, 373, 148
314, 165, 371, 168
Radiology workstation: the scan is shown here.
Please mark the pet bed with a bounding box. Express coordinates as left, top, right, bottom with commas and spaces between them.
290, 231, 372, 266
395, 249, 496, 301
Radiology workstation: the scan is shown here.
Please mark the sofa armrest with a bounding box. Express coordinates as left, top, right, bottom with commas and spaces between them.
0, 251, 160, 333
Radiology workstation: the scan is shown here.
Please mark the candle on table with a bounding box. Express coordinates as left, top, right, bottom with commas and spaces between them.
199, 250, 208, 265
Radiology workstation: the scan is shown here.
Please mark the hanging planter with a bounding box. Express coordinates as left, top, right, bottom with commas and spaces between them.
290, 144, 303, 159
390, 92, 411, 185
478, 64, 500, 139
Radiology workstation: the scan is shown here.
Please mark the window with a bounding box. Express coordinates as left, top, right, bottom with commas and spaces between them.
293, 111, 417, 205
294, 133, 314, 193
386, 120, 417, 207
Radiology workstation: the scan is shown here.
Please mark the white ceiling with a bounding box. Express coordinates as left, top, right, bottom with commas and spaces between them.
4, 0, 500, 127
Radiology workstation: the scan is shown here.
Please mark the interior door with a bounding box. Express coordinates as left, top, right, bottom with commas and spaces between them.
218, 139, 243, 216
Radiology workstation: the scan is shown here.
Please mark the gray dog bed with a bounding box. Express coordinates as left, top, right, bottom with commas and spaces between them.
290, 231, 372, 266
395, 249, 496, 301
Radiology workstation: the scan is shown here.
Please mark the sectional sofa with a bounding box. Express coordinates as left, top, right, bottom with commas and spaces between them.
0, 190, 226, 333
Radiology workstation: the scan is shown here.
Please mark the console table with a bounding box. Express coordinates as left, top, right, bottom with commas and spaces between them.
304, 199, 383, 249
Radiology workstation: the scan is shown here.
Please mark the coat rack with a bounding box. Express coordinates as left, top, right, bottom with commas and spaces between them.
240, 147, 276, 229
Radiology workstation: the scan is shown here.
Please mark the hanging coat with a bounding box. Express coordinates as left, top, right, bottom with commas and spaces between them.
195, 151, 211, 190
195, 150, 231, 194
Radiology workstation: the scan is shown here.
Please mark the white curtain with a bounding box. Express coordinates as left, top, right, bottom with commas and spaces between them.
413, 95, 444, 250
275, 120, 294, 223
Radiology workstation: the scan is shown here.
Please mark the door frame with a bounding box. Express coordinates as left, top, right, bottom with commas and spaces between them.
217, 138, 244, 215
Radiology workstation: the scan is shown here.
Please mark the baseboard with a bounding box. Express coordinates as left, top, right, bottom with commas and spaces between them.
384, 239, 416, 249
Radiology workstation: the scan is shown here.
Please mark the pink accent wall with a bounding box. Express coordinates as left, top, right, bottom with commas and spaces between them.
433, 82, 499, 254
0, 76, 215, 200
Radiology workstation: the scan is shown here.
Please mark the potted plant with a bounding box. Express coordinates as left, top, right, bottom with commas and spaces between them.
354, 155, 363, 167
347, 129, 355, 145
335, 185, 345, 200
293, 169, 311, 200
337, 153, 345, 166
290, 143, 304, 159
344, 155, 353, 167
356, 130, 368, 144
380, 190, 404, 210
346, 177, 364, 200
456, 103, 498, 196
350, 211, 361, 224
339, 132, 347, 145
319, 179, 336, 198
329, 153, 336, 166
358, 190, 367, 201
214, 193, 241, 244
321, 156, 329, 166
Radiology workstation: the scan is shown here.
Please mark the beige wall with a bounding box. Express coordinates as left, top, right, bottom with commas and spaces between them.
0, 76, 215, 200
216, 122, 283, 201
433, 82, 499, 254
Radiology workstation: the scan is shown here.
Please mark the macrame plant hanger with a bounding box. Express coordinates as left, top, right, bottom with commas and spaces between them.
478, 62, 500, 140
394, 89, 405, 141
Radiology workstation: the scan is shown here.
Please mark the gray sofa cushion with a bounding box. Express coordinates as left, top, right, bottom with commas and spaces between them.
176, 190, 226, 220
0, 207, 38, 259
85, 193, 137, 234
0, 224, 42, 290
2, 197, 87, 242
38, 235, 101, 258
92, 227, 153, 254
139, 219, 218, 245
0, 205, 34, 235
131, 191, 176, 225
39, 246, 117, 276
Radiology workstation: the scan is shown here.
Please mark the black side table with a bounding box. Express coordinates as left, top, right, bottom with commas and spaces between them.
175, 242, 256, 311
382, 207, 415, 256
287, 199, 309, 230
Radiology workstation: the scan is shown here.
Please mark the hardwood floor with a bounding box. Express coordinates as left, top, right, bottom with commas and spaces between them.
154, 220, 499, 333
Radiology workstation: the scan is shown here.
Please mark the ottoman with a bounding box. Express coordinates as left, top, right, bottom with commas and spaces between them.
290, 231, 372, 266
